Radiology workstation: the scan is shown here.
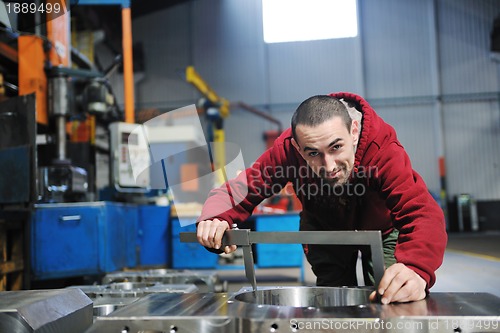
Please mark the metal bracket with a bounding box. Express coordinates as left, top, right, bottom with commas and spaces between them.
180, 230, 385, 292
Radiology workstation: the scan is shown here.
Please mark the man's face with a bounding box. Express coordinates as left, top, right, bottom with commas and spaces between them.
292, 116, 359, 186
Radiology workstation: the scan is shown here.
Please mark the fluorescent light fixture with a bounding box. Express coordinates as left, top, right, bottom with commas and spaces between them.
262, 0, 358, 43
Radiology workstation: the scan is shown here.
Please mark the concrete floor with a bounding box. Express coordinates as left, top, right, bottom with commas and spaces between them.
433, 251, 500, 297
218, 231, 500, 297
433, 231, 500, 297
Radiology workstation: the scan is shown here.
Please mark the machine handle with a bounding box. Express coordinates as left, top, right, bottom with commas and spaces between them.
59, 215, 82, 223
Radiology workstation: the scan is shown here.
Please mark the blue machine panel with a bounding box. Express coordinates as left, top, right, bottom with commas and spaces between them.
137, 205, 170, 267
32, 204, 101, 279
104, 203, 138, 271
171, 217, 218, 269
255, 214, 303, 268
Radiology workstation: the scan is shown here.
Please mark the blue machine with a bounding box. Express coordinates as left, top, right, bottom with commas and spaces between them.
31, 202, 139, 280
31, 202, 175, 280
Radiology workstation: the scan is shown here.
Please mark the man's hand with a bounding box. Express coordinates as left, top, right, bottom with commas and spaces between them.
369, 263, 427, 304
196, 218, 237, 254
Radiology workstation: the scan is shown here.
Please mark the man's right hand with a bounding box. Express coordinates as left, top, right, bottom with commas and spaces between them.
196, 218, 237, 254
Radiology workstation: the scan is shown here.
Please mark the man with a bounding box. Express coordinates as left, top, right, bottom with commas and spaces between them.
196, 92, 447, 304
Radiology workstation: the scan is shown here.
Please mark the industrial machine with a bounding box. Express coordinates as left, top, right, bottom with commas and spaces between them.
13, 20, 121, 203
0, 0, 139, 290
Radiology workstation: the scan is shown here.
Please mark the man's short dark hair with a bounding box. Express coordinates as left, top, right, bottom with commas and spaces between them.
291, 95, 352, 141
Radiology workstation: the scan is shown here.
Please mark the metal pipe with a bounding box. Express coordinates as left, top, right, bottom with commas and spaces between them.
122, 6, 135, 123
429, 0, 449, 220
231, 101, 283, 131
56, 116, 67, 161
49, 76, 69, 161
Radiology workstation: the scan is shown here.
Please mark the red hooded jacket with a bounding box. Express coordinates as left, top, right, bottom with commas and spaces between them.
198, 92, 447, 288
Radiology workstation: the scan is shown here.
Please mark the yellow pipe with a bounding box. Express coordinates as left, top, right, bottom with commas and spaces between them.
122, 7, 135, 123
213, 128, 226, 185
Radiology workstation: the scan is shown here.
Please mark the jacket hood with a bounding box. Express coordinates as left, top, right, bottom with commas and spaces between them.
328, 92, 380, 172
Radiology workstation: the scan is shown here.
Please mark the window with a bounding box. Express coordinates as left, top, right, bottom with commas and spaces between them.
262, 0, 358, 44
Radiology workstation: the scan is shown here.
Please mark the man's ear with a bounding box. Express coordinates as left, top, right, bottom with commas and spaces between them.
351, 120, 360, 146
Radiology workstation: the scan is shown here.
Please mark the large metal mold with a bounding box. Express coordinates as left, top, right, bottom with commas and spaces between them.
0, 288, 93, 333
85, 290, 500, 333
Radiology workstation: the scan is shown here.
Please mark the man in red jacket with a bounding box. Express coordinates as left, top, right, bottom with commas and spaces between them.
196, 92, 447, 304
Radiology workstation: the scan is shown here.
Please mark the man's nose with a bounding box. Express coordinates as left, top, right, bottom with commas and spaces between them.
323, 154, 337, 172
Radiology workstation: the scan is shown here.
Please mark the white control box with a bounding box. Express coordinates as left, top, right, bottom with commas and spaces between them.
109, 122, 150, 191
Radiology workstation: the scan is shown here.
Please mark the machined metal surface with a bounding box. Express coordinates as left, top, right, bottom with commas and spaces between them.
102, 268, 222, 292
69, 282, 198, 299
181, 230, 385, 290
0, 288, 93, 333
92, 297, 140, 318
86, 288, 500, 333
93, 303, 129, 317
70, 281, 198, 319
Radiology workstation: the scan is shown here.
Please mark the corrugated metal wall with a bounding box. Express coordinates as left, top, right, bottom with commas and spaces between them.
437, 0, 500, 200
116, 0, 500, 200
362, 0, 437, 98
444, 100, 500, 200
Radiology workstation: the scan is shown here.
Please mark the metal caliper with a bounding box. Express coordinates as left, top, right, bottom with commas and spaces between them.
180, 229, 385, 292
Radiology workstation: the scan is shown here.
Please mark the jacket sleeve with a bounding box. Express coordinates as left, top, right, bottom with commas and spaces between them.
375, 142, 447, 289
197, 140, 290, 226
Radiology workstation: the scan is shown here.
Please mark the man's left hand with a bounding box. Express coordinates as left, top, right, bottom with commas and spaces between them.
369, 263, 427, 304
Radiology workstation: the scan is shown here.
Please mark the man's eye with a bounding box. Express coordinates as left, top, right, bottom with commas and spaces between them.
308, 151, 319, 157
332, 145, 341, 151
